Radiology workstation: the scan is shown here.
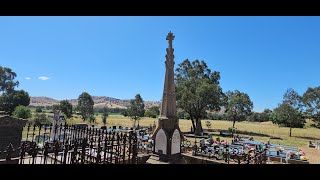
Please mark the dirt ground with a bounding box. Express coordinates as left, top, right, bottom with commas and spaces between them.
302, 146, 320, 164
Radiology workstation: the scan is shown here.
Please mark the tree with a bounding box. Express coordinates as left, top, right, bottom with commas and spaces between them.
33, 112, 50, 126
0, 90, 30, 115
149, 106, 160, 116
246, 109, 273, 122
283, 88, 304, 110
102, 106, 108, 126
271, 88, 305, 137
302, 86, 320, 128
77, 92, 94, 121
225, 90, 253, 130
13, 105, 32, 119
144, 106, 160, 118
35, 107, 42, 113
88, 114, 96, 123
121, 109, 128, 117
59, 100, 73, 119
177, 109, 190, 119
52, 104, 60, 111
175, 59, 225, 135
0, 66, 30, 115
0, 66, 19, 93
127, 94, 145, 128
271, 103, 305, 137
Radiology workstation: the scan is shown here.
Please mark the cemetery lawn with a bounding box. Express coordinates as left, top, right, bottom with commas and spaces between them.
24, 114, 320, 163
67, 114, 320, 147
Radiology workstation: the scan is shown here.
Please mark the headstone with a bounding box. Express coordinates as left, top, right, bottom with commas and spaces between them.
0, 116, 27, 159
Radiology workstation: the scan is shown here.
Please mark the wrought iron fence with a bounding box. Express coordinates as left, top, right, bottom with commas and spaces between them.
191, 143, 268, 164
0, 123, 138, 164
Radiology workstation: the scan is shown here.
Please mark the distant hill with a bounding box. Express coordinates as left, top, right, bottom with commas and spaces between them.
30, 96, 161, 109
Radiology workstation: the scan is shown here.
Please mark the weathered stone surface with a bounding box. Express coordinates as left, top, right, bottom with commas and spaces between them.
171, 129, 181, 154
0, 116, 27, 159
155, 129, 167, 154
153, 32, 183, 162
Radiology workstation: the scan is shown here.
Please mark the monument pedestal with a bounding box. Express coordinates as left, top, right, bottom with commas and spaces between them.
0, 116, 27, 160
153, 116, 183, 163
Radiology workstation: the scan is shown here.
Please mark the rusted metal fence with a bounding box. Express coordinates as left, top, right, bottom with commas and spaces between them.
0, 123, 138, 164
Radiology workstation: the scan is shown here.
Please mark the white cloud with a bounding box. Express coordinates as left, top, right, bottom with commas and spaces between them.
38, 76, 50, 80
25, 77, 31, 80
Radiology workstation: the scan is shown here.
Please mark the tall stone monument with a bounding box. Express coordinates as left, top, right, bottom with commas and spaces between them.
50, 110, 63, 140
153, 31, 183, 162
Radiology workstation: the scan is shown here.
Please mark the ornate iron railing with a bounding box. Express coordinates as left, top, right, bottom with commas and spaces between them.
191, 143, 268, 164
0, 123, 138, 164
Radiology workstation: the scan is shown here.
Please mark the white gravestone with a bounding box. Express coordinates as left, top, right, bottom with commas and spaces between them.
155, 129, 167, 154
171, 129, 180, 154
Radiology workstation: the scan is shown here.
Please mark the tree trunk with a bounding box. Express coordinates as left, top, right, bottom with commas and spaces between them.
190, 118, 196, 133
232, 118, 236, 137
289, 126, 292, 137
195, 119, 203, 136
133, 120, 136, 128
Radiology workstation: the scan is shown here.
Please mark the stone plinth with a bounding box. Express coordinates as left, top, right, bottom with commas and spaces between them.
0, 116, 27, 159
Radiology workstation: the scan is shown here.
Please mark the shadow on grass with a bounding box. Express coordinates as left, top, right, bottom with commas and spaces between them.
291, 136, 320, 141
203, 128, 279, 138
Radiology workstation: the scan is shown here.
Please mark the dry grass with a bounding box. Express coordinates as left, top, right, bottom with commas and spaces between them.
68, 115, 320, 146
63, 115, 320, 163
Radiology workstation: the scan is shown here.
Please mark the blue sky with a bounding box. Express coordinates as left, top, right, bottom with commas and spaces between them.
1, 16, 320, 112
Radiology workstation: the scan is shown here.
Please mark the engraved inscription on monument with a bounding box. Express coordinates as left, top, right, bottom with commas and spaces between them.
155, 129, 167, 154
171, 129, 181, 154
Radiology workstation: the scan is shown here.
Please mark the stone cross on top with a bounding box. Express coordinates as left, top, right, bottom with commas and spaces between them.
165, 31, 175, 66
166, 31, 175, 48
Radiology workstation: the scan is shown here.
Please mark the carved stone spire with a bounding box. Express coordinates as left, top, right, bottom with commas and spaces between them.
160, 31, 176, 118
153, 32, 182, 163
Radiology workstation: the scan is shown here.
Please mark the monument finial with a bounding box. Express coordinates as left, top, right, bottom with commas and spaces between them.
165, 31, 175, 62
166, 31, 175, 41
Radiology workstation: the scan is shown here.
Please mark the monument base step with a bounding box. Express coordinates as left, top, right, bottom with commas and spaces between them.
146, 155, 169, 164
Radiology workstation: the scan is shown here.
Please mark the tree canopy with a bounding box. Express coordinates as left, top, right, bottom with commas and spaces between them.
144, 106, 160, 118
102, 106, 108, 126
127, 94, 145, 128
77, 92, 94, 121
0, 90, 30, 115
0, 66, 30, 115
0, 66, 19, 93
59, 100, 73, 119
13, 105, 32, 119
175, 59, 225, 135
271, 88, 305, 136
225, 90, 253, 129
302, 86, 320, 128
33, 112, 50, 126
